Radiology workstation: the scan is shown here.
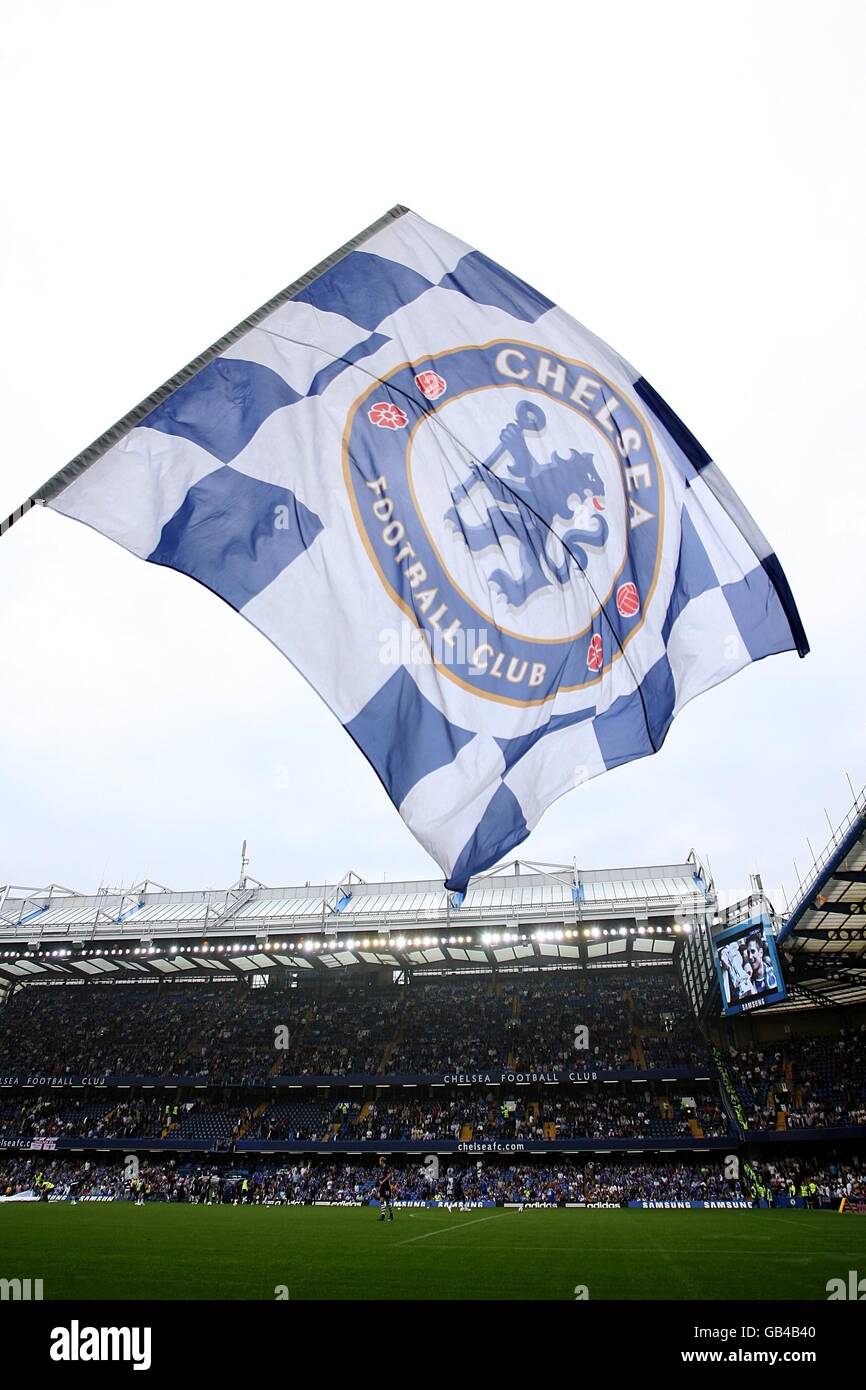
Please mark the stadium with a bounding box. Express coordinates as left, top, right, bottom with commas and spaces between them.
1, 792, 865, 1302
2, 16, 864, 1343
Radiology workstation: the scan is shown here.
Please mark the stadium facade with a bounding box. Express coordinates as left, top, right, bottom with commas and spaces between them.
0, 856, 709, 984
0, 795, 864, 1210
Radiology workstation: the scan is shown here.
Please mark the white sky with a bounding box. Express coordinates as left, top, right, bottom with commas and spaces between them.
1, 1, 863, 911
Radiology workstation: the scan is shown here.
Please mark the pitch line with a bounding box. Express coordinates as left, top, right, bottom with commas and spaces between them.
457, 1245, 849, 1257
397, 1214, 505, 1245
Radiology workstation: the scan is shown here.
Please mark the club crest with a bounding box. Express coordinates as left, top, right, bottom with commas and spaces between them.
345, 340, 664, 706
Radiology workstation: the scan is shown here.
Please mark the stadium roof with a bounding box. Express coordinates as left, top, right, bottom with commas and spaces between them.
0, 857, 711, 981
775, 790, 866, 1009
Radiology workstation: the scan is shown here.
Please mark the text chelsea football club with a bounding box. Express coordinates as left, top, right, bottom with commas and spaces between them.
364, 346, 656, 692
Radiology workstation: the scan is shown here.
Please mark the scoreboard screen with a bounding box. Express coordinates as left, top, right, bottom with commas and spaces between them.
713, 915, 787, 1016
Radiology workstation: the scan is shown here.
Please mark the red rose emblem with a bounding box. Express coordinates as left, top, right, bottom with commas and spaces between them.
368, 401, 408, 430
415, 370, 447, 401
616, 582, 640, 618
587, 634, 603, 673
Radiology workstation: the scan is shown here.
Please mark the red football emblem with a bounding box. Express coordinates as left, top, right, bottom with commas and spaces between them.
415, 370, 447, 401
368, 401, 408, 431
616, 582, 640, 618
586, 634, 603, 673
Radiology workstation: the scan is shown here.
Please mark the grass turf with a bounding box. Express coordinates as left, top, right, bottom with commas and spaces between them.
1, 1205, 864, 1301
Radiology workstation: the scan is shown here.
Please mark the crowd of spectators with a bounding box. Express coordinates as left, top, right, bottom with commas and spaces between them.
250, 1090, 729, 1143
0, 1095, 153, 1140
0, 1154, 754, 1205
726, 1044, 787, 1127
1, 977, 864, 1141
0, 1086, 730, 1144
727, 1029, 866, 1130
752, 1155, 866, 1202
389, 976, 512, 1073
507, 973, 633, 1070
0, 983, 241, 1077
631, 972, 711, 1067
0, 1094, 247, 1142
787, 1028, 866, 1127
15, 1153, 860, 1205
281, 991, 404, 1075
0, 969, 710, 1080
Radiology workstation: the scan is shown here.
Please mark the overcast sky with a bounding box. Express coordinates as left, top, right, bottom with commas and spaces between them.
1, 1, 863, 912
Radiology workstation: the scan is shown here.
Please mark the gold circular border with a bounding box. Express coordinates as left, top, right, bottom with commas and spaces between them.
342, 339, 667, 707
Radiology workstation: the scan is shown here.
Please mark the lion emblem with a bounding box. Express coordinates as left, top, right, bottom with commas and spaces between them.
444, 399, 609, 608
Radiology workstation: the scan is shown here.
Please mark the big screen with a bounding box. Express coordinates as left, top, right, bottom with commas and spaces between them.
713, 915, 787, 1016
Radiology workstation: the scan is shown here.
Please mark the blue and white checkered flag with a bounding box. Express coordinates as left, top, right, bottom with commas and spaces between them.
12, 207, 808, 890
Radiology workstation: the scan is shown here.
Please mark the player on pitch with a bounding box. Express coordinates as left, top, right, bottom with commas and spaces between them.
377, 1157, 394, 1222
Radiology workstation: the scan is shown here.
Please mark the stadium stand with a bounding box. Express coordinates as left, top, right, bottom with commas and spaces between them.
724, 1030, 866, 1130
0, 968, 710, 1079
2, 1152, 863, 1206
0, 960, 862, 1203
0, 1086, 731, 1144
1, 828, 865, 1209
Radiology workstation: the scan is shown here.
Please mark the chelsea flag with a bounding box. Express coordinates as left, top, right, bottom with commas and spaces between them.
8, 207, 808, 891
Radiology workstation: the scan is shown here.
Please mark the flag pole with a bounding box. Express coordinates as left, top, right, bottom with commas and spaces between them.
0, 204, 410, 539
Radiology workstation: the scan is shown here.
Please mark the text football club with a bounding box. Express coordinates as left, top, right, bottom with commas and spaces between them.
345, 340, 664, 706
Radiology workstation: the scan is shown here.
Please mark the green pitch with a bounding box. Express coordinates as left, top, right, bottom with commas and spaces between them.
2, 1205, 864, 1300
